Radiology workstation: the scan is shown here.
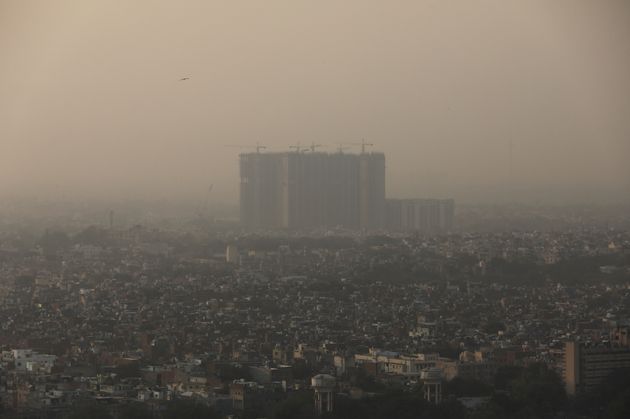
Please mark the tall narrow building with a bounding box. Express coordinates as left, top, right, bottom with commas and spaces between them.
359, 153, 386, 229
239, 153, 284, 229
326, 153, 360, 229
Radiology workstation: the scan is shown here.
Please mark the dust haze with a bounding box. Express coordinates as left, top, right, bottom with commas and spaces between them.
1, 0, 629, 205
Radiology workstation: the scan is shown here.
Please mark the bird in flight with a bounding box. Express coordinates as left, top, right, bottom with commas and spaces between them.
180, 77, 190, 81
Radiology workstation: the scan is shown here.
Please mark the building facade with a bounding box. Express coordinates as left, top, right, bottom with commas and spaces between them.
239, 152, 385, 230
386, 199, 455, 233
564, 334, 630, 395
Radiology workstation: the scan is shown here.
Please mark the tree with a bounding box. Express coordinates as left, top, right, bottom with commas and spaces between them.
509, 363, 566, 417
117, 403, 153, 419
493, 366, 522, 390
67, 403, 113, 419
273, 391, 317, 419
481, 364, 566, 419
162, 399, 219, 419
444, 377, 492, 398
467, 401, 508, 419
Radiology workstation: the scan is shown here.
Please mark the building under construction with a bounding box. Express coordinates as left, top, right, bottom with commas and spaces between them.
239, 151, 385, 230
385, 198, 455, 233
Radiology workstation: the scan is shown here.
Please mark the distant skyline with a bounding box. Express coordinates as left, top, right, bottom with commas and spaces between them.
1, 0, 629, 205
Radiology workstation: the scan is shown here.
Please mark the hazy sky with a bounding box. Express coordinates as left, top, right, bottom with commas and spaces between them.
1, 0, 629, 204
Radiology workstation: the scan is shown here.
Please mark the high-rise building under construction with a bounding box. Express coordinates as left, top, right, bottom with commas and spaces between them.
385, 198, 455, 233
239, 151, 385, 230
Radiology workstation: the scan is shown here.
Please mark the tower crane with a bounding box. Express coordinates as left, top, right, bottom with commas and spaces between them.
224, 142, 267, 153
289, 142, 310, 153
347, 139, 374, 154
308, 142, 323, 152
333, 143, 350, 153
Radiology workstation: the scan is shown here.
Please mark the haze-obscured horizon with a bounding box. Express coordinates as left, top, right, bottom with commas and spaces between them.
1, 0, 629, 206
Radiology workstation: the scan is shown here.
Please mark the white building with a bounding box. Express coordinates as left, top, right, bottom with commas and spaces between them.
7, 349, 57, 373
